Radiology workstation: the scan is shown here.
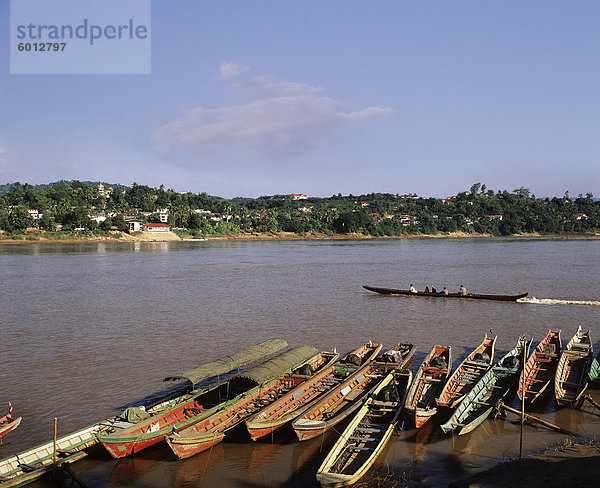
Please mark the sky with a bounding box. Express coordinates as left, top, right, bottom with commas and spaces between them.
0, 0, 598, 199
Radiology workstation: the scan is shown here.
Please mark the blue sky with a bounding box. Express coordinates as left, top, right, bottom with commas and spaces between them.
1, 0, 598, 198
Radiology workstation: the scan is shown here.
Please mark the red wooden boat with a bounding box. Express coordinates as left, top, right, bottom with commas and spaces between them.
0, 415, 21, 443
244, 343, 381, 441
518, 330, 561, 406
292, 342, 415, 442
436, 334, 496, 409
166, 348, 337, 459
98, 342, 308, 459
404, 345, 451, 428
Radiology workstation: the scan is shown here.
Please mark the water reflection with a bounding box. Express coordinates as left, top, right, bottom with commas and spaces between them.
2, 239, 599, 488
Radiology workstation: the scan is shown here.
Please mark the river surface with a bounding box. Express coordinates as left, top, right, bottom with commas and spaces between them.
0, 237, 599, 487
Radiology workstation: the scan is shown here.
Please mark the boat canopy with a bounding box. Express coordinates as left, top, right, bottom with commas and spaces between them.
163, 338, 288, 385
238, 345, 318, 385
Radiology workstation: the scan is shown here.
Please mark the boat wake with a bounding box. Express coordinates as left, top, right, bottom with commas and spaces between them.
518, 297, 600, 306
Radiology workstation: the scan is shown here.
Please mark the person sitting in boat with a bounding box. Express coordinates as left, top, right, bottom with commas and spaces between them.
459, 285, 467, 295
442, 287, 449, 295
431, 286, 437, 293
424, 286, 429, 293
409, 284, 417, 293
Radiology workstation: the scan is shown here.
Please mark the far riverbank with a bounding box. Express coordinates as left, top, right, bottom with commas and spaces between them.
1, 229, 599, 245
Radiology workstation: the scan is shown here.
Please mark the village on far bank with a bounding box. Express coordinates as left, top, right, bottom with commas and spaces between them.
0, 181, 598, 242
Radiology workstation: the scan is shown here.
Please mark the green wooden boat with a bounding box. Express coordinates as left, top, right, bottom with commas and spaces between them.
588, 350, 600, 383
440, 337, 530, 436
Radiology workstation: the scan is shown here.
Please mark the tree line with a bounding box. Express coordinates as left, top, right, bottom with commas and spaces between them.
0, 180, 598, 237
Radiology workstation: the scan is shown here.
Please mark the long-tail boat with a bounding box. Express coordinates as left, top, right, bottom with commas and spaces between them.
441, 337, 530, 435
555, 326, 593, 408
518, 330, 561, 407
165, 346, 335, 459
404, 345, 451, 428
292, 342, 415, 442
97, 339, 290, 458
244, 344, 381, 441
316, 369, 412, 487
363, 285, 527, 302
0, 415, 21, 443
436, 334, 497, 409
0, 339, 289, 484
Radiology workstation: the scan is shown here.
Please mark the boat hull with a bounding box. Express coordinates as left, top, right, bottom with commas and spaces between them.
363, 285, 527, 301
166, 432, 224, 460
293, 343, 414, 441
437, 335, 496, 409
404, 344, 451, 429
441, 337, 529, 436
166, 350, 336, 459
518, 330, 561, 407
0, 416, 21, 441
316, 370, 412, 487
555, 326, 593, 408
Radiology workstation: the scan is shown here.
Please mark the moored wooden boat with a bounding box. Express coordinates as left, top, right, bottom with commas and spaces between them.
244, 345, 388, 441
166, 347, 335, 459
404, 345, 451, 428
316, 369, 412, 487
440, 337, 529, 435
292, 342, 414, 442
0, 415, 21, 443
436, 334, 496, 409
555, 326, 593, 407
363, 285, 527, 302
0, 412, 166, 487
97, 339, 290, 458
0, 339, 289, 486
518, 330, 561, 407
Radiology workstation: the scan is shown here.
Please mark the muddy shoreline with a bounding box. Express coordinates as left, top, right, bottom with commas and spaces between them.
449, 439, 600, 488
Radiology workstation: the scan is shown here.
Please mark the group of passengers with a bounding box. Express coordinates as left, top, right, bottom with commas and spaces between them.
409, 284, 467, 296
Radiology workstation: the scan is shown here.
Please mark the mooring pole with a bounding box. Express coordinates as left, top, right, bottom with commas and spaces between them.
52, 417, 58, 479
519, 341, 526, 460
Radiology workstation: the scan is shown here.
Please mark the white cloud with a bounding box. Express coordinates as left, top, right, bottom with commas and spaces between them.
155, 68, 393, 161
219, 61, 248, 80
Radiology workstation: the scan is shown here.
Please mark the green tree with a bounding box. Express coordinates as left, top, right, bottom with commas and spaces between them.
112, 214, 128, 232
100, 217, 113, 231
470, 182, 481, 196
8, 206, 34, 231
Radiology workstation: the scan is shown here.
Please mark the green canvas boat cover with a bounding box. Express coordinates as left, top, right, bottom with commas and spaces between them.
163, 338, 288, 385
238, 345, 319, 385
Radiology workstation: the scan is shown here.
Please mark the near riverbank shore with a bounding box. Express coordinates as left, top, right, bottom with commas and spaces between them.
449, 439, 600, 488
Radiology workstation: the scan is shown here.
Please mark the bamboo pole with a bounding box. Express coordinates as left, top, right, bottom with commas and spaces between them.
52, 417, 57, 479
498, 401, 581, 437
519, 342, 526, 460
584, 395, 600, 410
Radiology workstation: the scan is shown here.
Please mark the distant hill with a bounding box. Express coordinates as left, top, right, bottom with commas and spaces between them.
0, 180, 126, 196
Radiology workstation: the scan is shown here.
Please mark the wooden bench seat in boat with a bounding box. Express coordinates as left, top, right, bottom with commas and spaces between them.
370, 400, 398, 408
463, 361, 490, 368
355, 426, 385, 433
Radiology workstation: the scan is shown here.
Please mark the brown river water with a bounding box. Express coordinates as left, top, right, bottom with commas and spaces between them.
0, 237, 599, 487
